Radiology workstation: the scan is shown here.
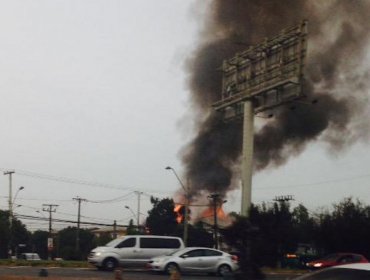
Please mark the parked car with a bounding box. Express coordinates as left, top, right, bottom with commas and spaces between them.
88, 235, 184, 271
294, 263, 370, 279
146, 247, 239, 276
20, 253, 41, 261
306, 253, 368, 269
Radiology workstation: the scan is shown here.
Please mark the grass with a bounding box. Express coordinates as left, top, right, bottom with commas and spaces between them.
0, 259, 92, 268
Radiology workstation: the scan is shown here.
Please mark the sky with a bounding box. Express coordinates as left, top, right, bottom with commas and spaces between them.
0, 0, 370, 232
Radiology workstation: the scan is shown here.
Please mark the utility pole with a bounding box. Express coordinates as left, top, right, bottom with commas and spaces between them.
113, 220, 117, 239
208, 193, 220, 249
165, 166, 189, 246
73, 197, 86, 254
4, 171, 15, 223
43, 204, 58, 260
4, 170, 15, 258
134, 191, 143, 231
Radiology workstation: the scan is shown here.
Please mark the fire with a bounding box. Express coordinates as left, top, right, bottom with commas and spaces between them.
200, 206, 227, 220
174, 204, 184, 224
199, 205, 231, 228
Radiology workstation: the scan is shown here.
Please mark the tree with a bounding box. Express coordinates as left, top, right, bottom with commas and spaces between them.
31, 230, 49, 259
0, 210, 11, 258
57, 227, 95, 260
0, 210, 31, 258
126, 219, 140, 235
222, 215, 265, 279
186, 222, 213, 247
145, 197, 178, 235
314, 198, 370, 257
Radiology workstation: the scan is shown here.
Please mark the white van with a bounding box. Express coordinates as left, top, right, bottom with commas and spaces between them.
88, 235, 184, 270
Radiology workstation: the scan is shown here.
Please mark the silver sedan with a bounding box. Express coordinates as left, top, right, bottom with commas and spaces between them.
147, 247, 239, 276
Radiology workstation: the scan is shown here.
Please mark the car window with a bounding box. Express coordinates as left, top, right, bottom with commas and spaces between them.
320, 254, 338, 261
338, 255, 354, 263
352, 255, 362, 262
204, 249, 222, 256
296, 268, 370, 280
183, 249, 204, 258
106, 239, 125, 247
116, 237, 136, 248
140, 238, 180, 249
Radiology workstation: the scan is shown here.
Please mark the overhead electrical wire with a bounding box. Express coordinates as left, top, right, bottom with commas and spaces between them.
0, 168, 135, 191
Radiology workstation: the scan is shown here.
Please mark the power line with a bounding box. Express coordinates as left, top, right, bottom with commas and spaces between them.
15, 214, 128, 227
86, 192, 135, 203
2, 168, 135, 191
256, 173, 370, 190
0, 168, 172, 195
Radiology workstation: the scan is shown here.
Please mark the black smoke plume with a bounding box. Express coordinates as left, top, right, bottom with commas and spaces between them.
182, 0, 370, 198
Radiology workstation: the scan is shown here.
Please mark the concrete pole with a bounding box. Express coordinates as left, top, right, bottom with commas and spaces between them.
135, 191, 143, 231
183, 193, 189, 247
4, 171, 14, 258
241, 100, 254, 217
4, 171, 15, 224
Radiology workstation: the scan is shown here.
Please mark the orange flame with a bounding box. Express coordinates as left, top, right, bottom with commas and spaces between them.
201, 206, 227, 220
174, 204, 184, 223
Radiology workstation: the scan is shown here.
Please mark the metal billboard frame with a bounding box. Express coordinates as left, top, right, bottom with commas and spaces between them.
213, 21, 308, 116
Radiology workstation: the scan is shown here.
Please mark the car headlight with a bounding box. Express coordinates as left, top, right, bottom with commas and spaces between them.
94, 252, 102, 256
314, 263, 322, 267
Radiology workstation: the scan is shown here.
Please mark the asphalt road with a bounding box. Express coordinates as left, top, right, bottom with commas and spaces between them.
0, 267, 303, 280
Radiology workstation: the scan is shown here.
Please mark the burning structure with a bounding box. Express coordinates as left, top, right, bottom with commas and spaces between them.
181, 1, 370, 212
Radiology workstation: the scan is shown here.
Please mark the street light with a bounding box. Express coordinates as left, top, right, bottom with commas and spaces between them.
12, 186, 24, 207
7, 186, 24, 257
165, 166, 189, 246
125, 205, 136, 218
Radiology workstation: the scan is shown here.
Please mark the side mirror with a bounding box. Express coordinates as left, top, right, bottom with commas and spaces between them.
181, 254, 188, 259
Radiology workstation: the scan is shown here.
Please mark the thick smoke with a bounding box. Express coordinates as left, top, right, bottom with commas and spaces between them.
182, 0, 370, 198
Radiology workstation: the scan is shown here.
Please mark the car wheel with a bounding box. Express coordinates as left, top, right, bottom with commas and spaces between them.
102, 257, 118, 271
218, 264, 232, 276
165, 263, 180, 275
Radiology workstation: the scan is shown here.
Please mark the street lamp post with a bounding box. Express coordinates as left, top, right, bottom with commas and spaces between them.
165, 166, 189, 246
125, 205, 136, 219
13, 186, 25, 209
8, 186, 25, 258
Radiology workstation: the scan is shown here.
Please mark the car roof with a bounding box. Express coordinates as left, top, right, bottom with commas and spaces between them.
332, 263, 370, 271
180, 247, 226, 252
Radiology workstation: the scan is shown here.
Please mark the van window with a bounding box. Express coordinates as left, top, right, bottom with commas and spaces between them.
116, 237, 136, 248
140, 237, 180, 249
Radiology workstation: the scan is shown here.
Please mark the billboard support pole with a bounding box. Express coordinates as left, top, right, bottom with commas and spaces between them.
213, 21, 308, 217
241, 100, 254, 217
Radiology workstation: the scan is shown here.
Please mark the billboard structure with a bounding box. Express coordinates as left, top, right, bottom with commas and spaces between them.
213, 21, 308, 216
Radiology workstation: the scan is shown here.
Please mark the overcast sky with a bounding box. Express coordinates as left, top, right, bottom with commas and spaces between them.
0, 0, 370, 232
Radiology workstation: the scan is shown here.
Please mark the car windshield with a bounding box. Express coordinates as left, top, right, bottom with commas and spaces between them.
105, 239, 125, 247
165, 249, 182, 256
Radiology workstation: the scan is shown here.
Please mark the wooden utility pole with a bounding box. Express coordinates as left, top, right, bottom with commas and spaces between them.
43, 204, 58, 260
73, 197, 87, 253
208, 193, 220, 249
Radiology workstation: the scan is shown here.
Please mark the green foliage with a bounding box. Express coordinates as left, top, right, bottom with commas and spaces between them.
94, 232, 113, 246
314, 197, 370, 257
57, 227, 95, 260
0, 210, 11, 258
145, 197, 178, 235
0, 210, 31, 258
31, 230, 49, 259
186, 222, 213, 247
126, 219, 140, 235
